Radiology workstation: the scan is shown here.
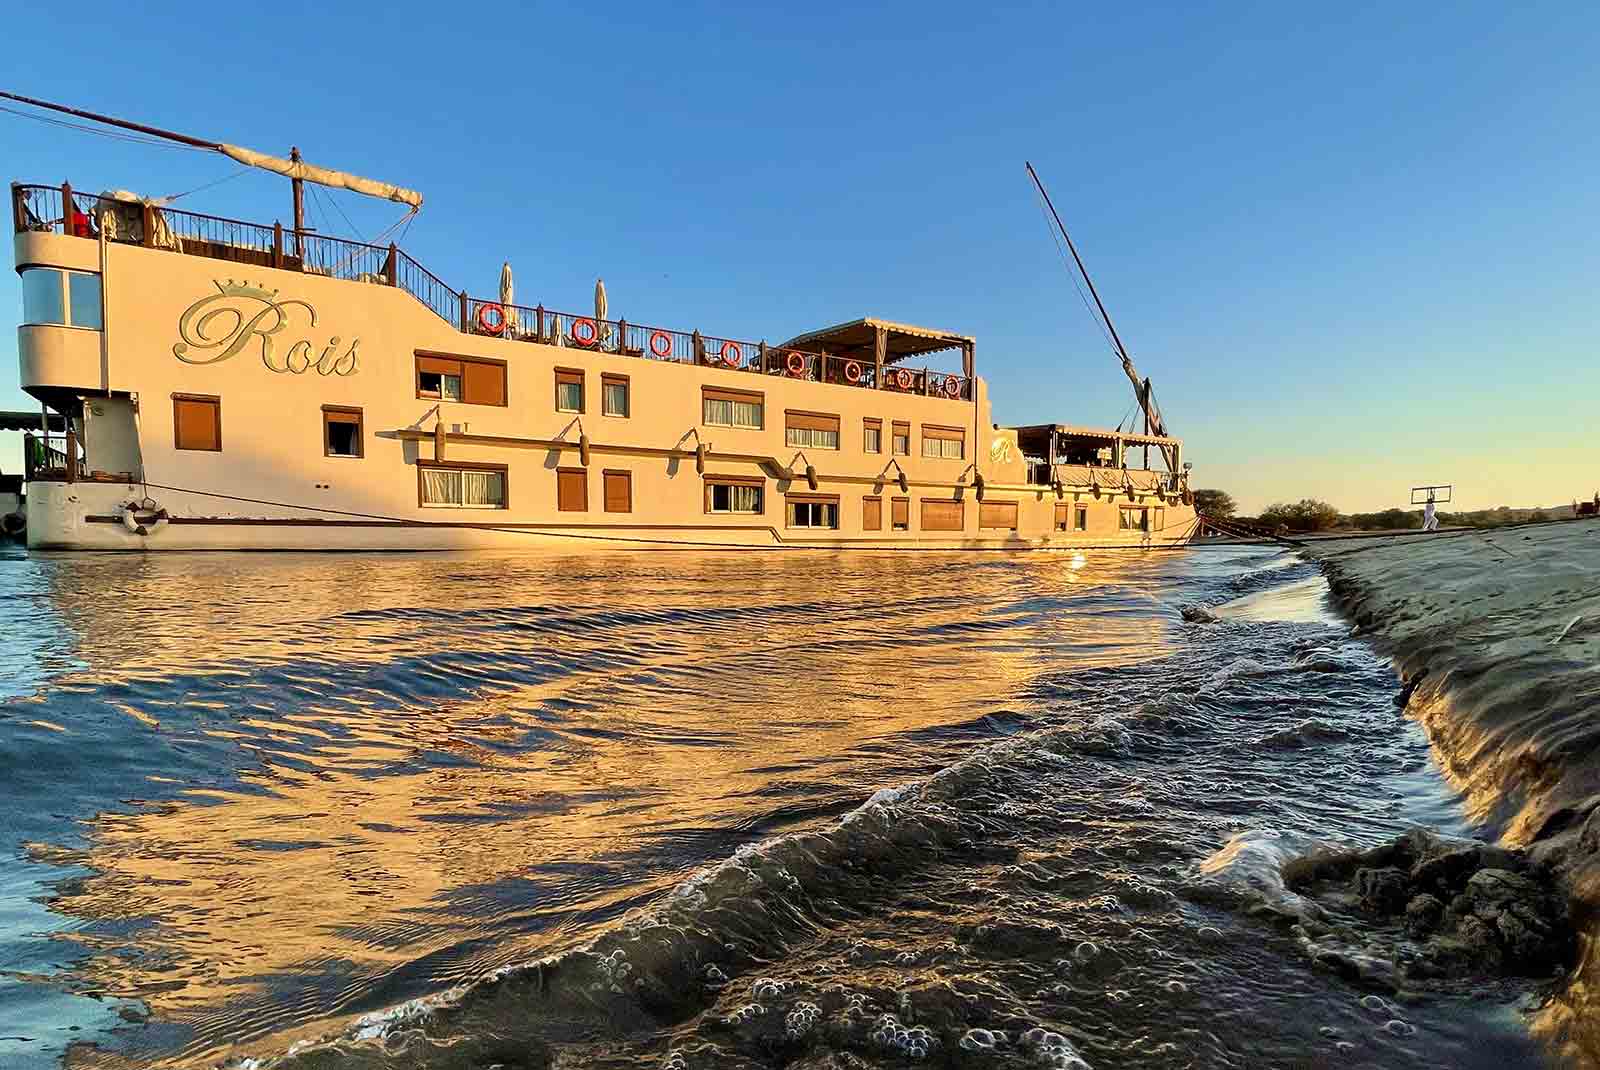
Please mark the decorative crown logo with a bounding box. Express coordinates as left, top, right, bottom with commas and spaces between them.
213, 278, 280, 302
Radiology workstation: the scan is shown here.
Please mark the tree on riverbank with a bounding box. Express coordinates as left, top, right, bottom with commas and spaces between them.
1257, 499, 1341, 532
1192, 489, 1236, 517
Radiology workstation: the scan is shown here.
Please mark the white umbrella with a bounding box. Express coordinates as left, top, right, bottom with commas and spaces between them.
595, 278, 610, 349
499, 261, 514, 336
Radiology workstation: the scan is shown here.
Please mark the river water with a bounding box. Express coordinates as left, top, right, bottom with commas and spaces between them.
0, 545, 1562, 1069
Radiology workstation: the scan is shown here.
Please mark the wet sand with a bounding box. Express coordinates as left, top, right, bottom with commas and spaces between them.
1306, 518, 1600, 1063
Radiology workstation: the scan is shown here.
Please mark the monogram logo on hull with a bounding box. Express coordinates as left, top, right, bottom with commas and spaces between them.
174, 280, 359, 376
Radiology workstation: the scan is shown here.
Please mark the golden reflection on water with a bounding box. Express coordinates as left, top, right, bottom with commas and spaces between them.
31, 549, 1177, 1067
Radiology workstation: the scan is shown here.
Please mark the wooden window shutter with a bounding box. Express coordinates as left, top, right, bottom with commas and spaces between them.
173, 395, 220, 451
892, 497, 909, 528
920, 498, 963, 531
863, 497, 882, 531
603, 471, 632, 513
556, 468, 588, 512
1054, 502, 1069, 528
979, 501, 1018, 529
462, 361, 506, 406
416, 355, 463, 377
785, 410, 840, 433
922, 425, 964, 442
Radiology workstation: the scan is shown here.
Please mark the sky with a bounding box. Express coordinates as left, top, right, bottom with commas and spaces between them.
2, 1, 1596, 514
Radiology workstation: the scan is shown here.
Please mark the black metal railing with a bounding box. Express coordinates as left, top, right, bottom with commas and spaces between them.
14, 181, 975, 400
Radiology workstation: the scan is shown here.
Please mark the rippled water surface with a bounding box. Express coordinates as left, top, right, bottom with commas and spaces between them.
0, 546, 1561, 1068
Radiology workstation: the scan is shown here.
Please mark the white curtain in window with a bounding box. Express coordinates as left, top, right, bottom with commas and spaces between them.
462, 470, 504, 506
731, 400, 761, 428
422, 468, 460, 504
730, 485, 760, 512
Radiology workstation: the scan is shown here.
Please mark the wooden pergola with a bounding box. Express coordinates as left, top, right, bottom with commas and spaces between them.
779, 318, 975, 387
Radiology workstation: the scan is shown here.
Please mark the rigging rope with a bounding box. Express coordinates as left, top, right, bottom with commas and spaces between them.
0, 104, 201, 150
1032, 182, 1120, 359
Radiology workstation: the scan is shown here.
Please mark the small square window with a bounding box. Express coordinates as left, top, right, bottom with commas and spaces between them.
173, 394, 221, 451
556, 370, 585, 413
323, 407, 363, 458
602, 375, 629, 418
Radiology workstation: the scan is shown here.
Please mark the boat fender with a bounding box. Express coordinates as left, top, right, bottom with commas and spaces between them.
843, 361, 862, 384
805, 464, 818, 491
973, 472, 986, 501
1182, 487, 1194, 506
785, 351, 806, 377
897, 472, 909, 495
649, 330, 673, 358
434, 420, 447, 461
895, 368, 912, 390
720, 341, 742, 368
571, 317, 598, 348
695, 443, 706, 475
476, 302, 506, 335
579, 433, 591, 467
1052, 479, 1064, 499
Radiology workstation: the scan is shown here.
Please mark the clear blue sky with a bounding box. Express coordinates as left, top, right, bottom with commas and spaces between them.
3, 1, 1596, 512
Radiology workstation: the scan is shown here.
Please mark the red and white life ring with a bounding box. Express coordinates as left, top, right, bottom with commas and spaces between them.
570, 317, 598, 347
945, 376, 961, 399
476, 302, 506, 335
721, 341, 742, 368
895, 368, 912, 390
844, 360, 862, 383
785, 351, 806, 377
648, 329, 673, 358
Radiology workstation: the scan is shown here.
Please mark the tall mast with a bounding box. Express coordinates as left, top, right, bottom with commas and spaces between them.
1025, 161, 1175, 468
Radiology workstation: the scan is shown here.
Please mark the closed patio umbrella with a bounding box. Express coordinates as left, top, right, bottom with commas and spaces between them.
595, 278, 610, 349
499, 262, 515, 337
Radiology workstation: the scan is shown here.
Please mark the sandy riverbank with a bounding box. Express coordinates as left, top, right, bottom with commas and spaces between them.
1306, 518, 1600, 1063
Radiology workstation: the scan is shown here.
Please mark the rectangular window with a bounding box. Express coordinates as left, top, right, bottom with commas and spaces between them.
863, 418, 882, 454
555, 368, 585, 413
863, 496, 882, 531
1076, 504, 1089, 531
21, 268, 65, 325
979, 501, 1018, 530
322, 406, 363, 458
786, 495, 840, 529
601, 374, 629, 418
920, 498, 964, 532
67, 273, 103, 330
892, 497, 909, 531
785, 410, 840, 450
705, 477, 765, 514
703, 387, 764, 430
1119, 507, 1148, 531
602, 470, 632, 513
921, 425, 965, 460
892, 421, 910, 456
1152, 507, 1165, 533
418, 463, 507, 508
173, 394, 221, 451
416, 353, 505, 405
557, 467, 588, 511
1054, 503, 1069, 531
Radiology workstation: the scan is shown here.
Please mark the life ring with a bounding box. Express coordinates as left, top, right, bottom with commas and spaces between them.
785, 351, 806, 377
570, 317, 598, 347
120, 502, 169, 537
649, 330, 673, 358
945, 376, 961, 399
720, 341, 742, 368
0, 512, 23, 538
895, 368, 912, 390
844, 360, 862, 383
476, 302, 506, 335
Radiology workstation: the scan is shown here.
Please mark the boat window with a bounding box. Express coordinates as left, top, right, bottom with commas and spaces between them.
1075, 504, 1088, 531
785, 411, 840, 450
863, 496, 882, 531
18, 268, 99, 327
416, 354, 502, 405
602, 470, 632, 513
864, 418, 882, 454
555, 368, 585, 413
979, 501, 1018, 530
419, 463, 506, 508
1119, 507, 1148, 531
1152, 507, 1165, 532
173, 394, 221, 452
892, 497, 910, 530
322, 406, 363, 458
1054, 503, 1069, 531
892, 421, 910, 456
556, 467, 588, 511
920, 498, 963, 532
601, 374, 629, 418
703, 387, 764, 430
786, 495, 839, 529
705, 477, 764, 514
921, 425, 965, 460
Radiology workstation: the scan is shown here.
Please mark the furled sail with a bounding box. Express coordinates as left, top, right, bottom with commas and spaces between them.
217, 144, 422, 208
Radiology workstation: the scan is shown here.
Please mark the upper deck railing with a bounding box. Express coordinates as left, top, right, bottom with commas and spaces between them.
12, 181, 973, 401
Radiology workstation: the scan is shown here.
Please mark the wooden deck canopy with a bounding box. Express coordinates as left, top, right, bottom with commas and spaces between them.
779, 317, 975, 382
1009, 423, 1181, 472
0, 410, 65, 432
